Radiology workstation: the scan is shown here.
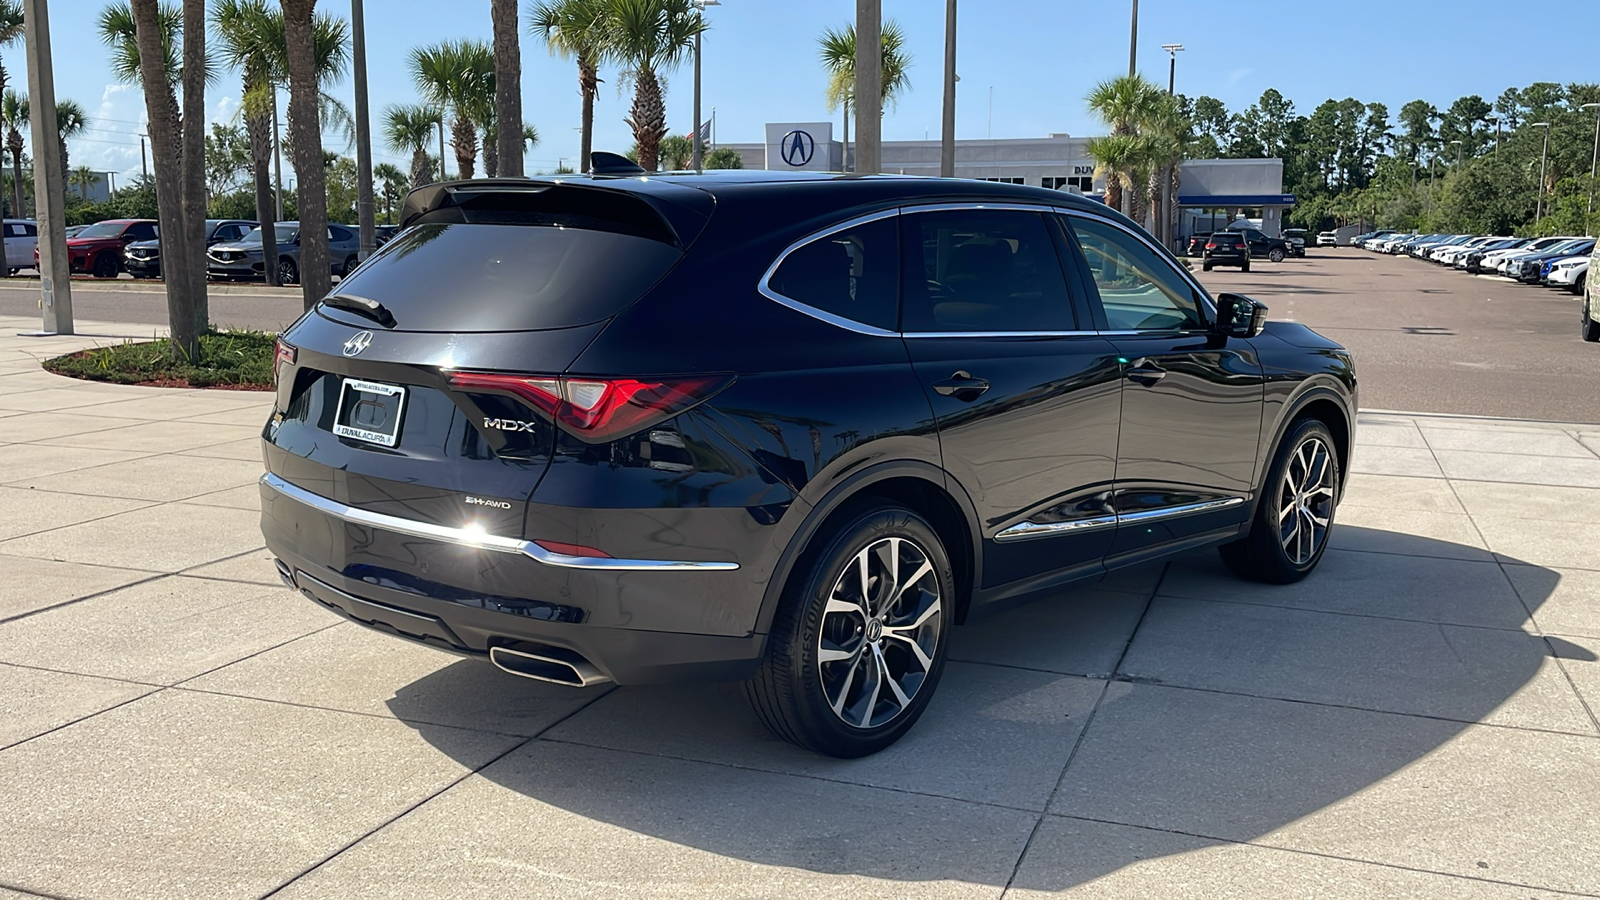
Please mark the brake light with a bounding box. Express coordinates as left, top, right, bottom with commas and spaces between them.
273, 338, 296, 383
1205, 242, 1218, 249
447, 372, 733, 443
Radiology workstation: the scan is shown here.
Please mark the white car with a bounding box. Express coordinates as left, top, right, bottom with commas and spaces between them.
1546, 255, 1590, 293
1491, 237, 1576, 276
1317, 232, 1338, 247
2, 218, 37, 274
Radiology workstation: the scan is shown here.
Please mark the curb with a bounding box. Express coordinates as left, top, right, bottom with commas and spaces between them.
0, 276, 301, 297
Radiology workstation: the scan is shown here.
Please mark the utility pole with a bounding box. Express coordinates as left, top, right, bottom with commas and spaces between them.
854, 0, 881, 175
841, 97, 849, 172
438, 117, 448, 180
690, 1, 719, 173
1162, 43, 1183, 248
139, 135, 149, 180
1127, 0, 1138, 77
272, 91, 283, 218
1583, 103, 1600, 221
351, 0, 375, 262
22, 0, 71, 335
939, 0, 956, 178
1531, 122, 1550, 223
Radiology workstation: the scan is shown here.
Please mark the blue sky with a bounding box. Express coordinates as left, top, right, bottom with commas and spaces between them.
31, 0, 1599, 185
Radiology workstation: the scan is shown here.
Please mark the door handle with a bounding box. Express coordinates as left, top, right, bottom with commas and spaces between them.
932, 371, 990, 401
1124, 361, 1167, 387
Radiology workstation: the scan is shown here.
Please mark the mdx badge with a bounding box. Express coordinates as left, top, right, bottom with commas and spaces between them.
483, 417, 539, 433
342, 330, 373, 357
465, 496, 512, 509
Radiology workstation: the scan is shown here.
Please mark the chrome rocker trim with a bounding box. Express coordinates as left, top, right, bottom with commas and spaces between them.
260, 473, 740, 572
995, 497, 1245, 543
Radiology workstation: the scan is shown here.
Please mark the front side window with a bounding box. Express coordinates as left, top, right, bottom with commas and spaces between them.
765, 216, 899, 332
900, 209, 1076, 333
1069, 216, 1205, 333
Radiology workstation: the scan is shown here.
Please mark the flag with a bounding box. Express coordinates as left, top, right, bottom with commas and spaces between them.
692, 119, 712, 144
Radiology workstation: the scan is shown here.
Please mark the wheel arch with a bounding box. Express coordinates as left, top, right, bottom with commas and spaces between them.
754, 460, 982, 637
1262, 382, 1354, 499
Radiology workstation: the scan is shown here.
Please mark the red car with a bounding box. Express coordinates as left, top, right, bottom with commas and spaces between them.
35, 218, 158, 278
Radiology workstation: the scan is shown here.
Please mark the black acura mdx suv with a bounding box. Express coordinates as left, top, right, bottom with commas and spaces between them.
262, 170, 1357, 757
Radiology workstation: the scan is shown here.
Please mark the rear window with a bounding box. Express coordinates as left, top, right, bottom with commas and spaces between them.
330, 222, 683, 333
1212, 234, 1242, 245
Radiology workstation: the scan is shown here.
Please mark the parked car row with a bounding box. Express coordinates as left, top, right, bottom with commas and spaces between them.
1352, 229, 1600, 342
1187, 224, 1301, 271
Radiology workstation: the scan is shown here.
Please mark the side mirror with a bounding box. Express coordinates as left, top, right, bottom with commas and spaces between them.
1215, 293, 1268, 338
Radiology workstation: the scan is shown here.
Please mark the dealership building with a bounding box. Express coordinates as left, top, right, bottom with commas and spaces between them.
721, 122, 1295, 240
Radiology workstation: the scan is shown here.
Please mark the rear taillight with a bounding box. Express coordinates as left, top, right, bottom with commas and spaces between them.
446, 372, 733, 444
1205, 242, 1217, 249
273, 338, 296, 383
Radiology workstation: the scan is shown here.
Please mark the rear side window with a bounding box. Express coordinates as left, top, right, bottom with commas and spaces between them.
126, 223, 157, 240
331, 222, 683, 333
900, 209, 1076, 333
766, 216, 899, 332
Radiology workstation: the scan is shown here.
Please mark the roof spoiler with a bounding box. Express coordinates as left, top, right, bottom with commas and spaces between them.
398, 178, 709, 248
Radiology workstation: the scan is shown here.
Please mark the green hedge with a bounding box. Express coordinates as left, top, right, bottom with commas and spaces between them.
43, 330, 277, 389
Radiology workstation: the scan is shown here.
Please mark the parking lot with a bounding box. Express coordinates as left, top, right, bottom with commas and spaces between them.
4, 267, 1600, 896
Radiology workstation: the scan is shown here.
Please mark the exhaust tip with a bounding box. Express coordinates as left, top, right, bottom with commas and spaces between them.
489, 644, 611, 688
274, 559, 296, 590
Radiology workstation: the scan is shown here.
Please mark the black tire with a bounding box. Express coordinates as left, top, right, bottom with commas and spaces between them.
744, 501, 955, 758
1268, 248, 1286, 263
1582, 295, 1600, 343
91, 253, 119, 279
1241, 260, 1251, 273
1571, 273, 1587, 296
278, 257, 298, 285
1202, 262, 1213, 271
1220, 418, 1341, 584
344, 254, 359, 276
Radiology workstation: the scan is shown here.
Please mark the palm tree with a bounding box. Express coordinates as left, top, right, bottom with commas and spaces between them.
373, 161, 405, 222
99, 2, 183, 87
384, 103, 438, 188
54, 99, 88, 188
0, 0, 22, 276
283, 0, 332, 306
529, 0, 609, 173
491, 0, 522, 177
2, 90, 24, 221
817, 20, 912, 112
409, 40, 495, 179
602, 0, 705, 173
212, 0, 349, 288
1085, 74, 1166, 217
71, 166, 98, 200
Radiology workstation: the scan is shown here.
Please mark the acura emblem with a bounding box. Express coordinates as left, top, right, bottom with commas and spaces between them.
342, 331, 373, 357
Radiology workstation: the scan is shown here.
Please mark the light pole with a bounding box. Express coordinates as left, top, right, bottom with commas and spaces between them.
351, 0, 375, 262
1450, 139, 1463, 168
1127, 0, 1138, 77
855, 0, 882, 175
1161, 43, 1183, 94
1489, 114, 1500, 158
1531, 122, 1550, 223
690, 0, 719, 173
939, 0, 956, 178
1583, 102, 1600, 221
22, 0, 71, 334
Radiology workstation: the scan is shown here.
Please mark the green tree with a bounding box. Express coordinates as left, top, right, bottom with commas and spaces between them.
53, 99, 88, 186
373, 161, 406, 222
2, 89, 25, 221
409, 39, 495, 179
817, 20, 912, 113
1085, 74, 1166, 216
383, 103, 438, 188
529, 0, 610, 174
704, 146, 742, 169
204, 122, 252, 196
603, 0, 706, 173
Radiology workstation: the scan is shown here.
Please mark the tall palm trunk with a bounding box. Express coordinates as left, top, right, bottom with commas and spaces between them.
409, 146, 430, 187
451, 114, 477, 179
481, 125, 498, 177
178, 0, 209, 330
284, 0, 332, 308
243, 76, 279, 286
578, 57, 597, 173
627, 68, 667, 173
491, 0, 522, 177
6, 128, 21, 226
129, 0, 204, 357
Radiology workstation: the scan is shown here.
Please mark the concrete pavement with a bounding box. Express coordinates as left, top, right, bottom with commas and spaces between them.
2, 315, 1599, 898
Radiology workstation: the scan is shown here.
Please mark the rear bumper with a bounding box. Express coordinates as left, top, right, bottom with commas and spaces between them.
259, 473, 766, 685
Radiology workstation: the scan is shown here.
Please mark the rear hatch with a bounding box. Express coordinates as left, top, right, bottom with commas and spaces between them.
267, 179, 711, 540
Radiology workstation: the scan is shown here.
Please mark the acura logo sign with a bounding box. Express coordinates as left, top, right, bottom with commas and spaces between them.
780, 129, 816, 167
342, 331, 373, 357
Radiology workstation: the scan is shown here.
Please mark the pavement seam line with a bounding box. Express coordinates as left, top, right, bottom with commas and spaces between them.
0, 572, 171, 625
254, 688, 616, 899
0, 878, 80, 900
1043, 812, 1600, 899
0, 497, 165, 544
998, 561, 1170, 898
1163, 587, 1539, 634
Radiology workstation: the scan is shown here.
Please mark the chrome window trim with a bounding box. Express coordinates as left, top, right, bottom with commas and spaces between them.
754, 199, 1218, 338
260, 473, 740, 572
756, 208, 904, 338
994, 496, 1244, 543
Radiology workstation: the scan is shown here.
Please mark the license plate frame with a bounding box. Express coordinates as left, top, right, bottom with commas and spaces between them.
333, 377, 408, 448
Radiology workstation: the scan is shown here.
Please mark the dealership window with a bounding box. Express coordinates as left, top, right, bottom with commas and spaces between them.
979, 177, 1024, 185
1044, 176, 1094, 192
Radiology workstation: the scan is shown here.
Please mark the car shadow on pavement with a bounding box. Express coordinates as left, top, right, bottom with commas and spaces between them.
384, 526, 1585, 891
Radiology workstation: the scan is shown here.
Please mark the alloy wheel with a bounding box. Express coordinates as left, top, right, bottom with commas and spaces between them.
816, 536, 942, 730
1279, 436, 1335, 565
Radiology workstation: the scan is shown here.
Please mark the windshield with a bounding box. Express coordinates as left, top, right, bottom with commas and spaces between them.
240, 224, 299, 244
74, 222, 127, 239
